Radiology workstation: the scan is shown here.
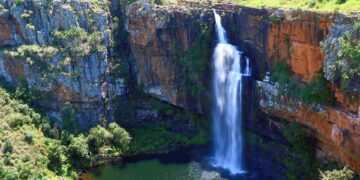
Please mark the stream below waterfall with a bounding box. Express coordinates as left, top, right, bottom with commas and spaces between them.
80, 145, 280, 180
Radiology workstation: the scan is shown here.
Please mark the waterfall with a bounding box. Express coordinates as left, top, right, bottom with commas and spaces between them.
211, 10, 251, 175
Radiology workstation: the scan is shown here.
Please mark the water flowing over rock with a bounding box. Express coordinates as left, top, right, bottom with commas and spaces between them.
126, 2, 359, 173
0, 0, 358, 174
211, 10, 250, 175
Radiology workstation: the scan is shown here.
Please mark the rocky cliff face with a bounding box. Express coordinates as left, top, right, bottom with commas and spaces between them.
126, 2, 359, 172
322, 13, 360, 114
0, 0, 126, 128
0, 0, 359, 173
257, 80, 360, 172
126, 2, 334, 111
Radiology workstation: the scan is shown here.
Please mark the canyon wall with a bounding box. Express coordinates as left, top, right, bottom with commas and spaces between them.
126, 2, 336, 110
0, 0, 358, 172
126, 2, 359, 172
0, 0, 126, 128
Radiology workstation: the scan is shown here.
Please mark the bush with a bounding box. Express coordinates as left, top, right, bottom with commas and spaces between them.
5, 45, 58, 65
336, 32, 360, 90
271, 61, 292, 84
88, 31, 105, 52
24, 132, 33, 144
8, 113, 26, 128
336, 0, 347, 4
3, 169, 19, 180
0, 164, 4, 177
47, 142, 64, 175
3, 140, 13, 154
68, 134, 89, 160
52, 27, 105, 58
87, 125, 112, 153
4, 152, 13, 166
320, 167, 354, 180
271, 62, 335, 105
21, 155, 31, 163
300, 73, 335, 105
109, 123, 131, 153
283, 122, 318, 179
18, 162, 33, 179
61, 102, 80, 134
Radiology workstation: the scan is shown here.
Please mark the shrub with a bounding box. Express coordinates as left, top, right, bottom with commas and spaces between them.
4, 152, 13, 166
21, 155, 31, 163
320, 167, 354, 180
24, 132, 33, 144
87, 125, 112, 153
8, 113, 26, 128
68, 134, 89, 160
41, 122, 56, 138
61, 102, 80, 134
5, 45, 58, 65
88, 31, 105, 52
2, 169, 19, 180
52, 27, 105, 58
308, 0, 317, 8
271, 61, 292, 84
3, 140, 13, 154
108, 123, 131, 153
336, 0, 347, 4
283, 122, 318, 179
336, 33, 360, 90
0, 164, 4, 177
18, 162, 33, 179
47, 142, 64, 175
15, 0, 24, 6
271, 62, 335, 105
300, 72, 335, 105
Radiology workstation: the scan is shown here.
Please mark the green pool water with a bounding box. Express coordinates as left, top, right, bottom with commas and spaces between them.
81, 159, 222, 180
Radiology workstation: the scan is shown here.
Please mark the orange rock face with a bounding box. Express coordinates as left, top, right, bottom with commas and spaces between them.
0, 17, 23, 46
4, 57, 25, 83
333, 86, 359, 114
267, 12, 333, 81
258, 81, 360, 172
127, 4, 360, 172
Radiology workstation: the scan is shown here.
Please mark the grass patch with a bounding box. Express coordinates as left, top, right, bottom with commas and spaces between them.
157, 0, 360, 12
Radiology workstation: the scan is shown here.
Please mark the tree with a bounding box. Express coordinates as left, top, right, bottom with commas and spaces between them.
108, 123, 131, 153
68, 134, 89, 160
61, 102, 79, 134
47, 141, 65, 175
87, 125, 112, 153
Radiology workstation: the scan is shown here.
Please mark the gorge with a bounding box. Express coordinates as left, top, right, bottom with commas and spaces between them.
0, 0, 359, 179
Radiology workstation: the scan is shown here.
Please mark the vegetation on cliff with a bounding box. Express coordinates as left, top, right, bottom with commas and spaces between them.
151, 0, 360, 12
0, 83, 131, 179
283, 122, 356, 180
320, 167, 355, 180
174, 23, 213, 98
271, 61, 335, 105
334, 23, 360, 90
231, 0, 360, 12
113, 95, 210, 155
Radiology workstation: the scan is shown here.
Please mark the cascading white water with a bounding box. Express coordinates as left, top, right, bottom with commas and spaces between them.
211, 10, 251, 175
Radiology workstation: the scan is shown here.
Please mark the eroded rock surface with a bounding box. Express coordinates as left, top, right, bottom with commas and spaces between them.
0, 0, 126, 128
257, 80, 360, 172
